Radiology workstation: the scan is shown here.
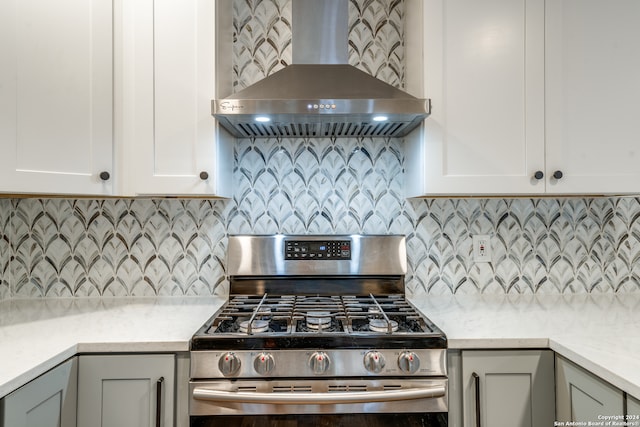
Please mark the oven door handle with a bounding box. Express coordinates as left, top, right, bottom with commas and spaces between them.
192, 385, 446, 404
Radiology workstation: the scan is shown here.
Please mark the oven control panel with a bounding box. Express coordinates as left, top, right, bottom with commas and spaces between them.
285, 239, 351, 260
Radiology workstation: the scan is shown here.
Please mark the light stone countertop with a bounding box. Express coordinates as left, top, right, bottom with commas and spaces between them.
2, 293, 640, 402
0, 296, 225, 398
410, 293, 640, 399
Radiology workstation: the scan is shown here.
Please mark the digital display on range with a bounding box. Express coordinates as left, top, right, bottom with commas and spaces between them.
285, 240, 351, 260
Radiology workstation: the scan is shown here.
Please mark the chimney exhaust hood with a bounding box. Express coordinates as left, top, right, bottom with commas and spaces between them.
213, 0, 430, 139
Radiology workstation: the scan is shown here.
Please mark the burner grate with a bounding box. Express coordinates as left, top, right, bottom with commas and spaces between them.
206, 293, 432, 335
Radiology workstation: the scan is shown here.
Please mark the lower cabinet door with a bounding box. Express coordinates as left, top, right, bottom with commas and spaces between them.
1, 357, 77, 427
628, 395, 640, 416
77, 354, 174, 427
462, 350, 555, 427
556, 355, 623, 422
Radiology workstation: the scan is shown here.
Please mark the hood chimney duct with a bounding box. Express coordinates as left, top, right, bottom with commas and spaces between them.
292, 0, 348, 65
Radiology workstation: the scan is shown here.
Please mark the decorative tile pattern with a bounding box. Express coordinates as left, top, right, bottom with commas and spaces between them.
233, 0, 292, 90
0, 199, 10, 301
11, 199, 229, 297
403, 197, 640, 296
231, 0, 404, 90
348, 0, 405, 88
230, 137, 408, 235
5, 192, 640, 298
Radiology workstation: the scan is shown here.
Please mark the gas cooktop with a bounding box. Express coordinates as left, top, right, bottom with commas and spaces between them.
190, 292, 447, 351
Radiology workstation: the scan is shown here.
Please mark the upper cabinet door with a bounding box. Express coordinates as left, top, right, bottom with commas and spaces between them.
545, 0, 640, 194
405, 0, 546, 197
0, 0, 114, 195
119, 0, 233, 196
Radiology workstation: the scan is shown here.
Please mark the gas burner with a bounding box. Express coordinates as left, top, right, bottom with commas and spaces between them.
252, 306, 272, 318
369, 318, 399, 333
305, 311, 332, 330
301, 296, 334, 302
238, 319, 270, 333
368, 306, 381, 316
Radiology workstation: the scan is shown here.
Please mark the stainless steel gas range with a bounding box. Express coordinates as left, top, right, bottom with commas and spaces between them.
189, 235, 448, 426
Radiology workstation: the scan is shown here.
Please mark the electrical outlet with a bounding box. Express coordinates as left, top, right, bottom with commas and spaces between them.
473, 235, 491, 263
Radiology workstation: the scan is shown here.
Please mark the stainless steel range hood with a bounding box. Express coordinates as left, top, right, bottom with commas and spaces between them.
213, 0, 430, 139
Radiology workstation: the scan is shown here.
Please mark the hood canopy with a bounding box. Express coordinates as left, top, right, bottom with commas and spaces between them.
213, 0, 430, 139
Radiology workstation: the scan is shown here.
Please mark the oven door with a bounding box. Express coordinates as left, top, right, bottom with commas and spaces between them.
189, 378, 448, 426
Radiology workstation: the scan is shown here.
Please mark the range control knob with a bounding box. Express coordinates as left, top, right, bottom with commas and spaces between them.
218, 352, 241, 376
253, 352, 275, 375
363, 351, 386, 374
398, 351, 421, 374
309, 351, 331, 375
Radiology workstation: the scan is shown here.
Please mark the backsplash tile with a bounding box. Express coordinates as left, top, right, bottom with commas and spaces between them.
11, 199, 229, 297
0, 199, 10, 301
2, 0, 639, 298
5, 193, 640, 298
404, 198, 640, 296
348, 0, 405, 88
230, 137, 408, 235
232, 0, 405, 89
233, 0, 291, 90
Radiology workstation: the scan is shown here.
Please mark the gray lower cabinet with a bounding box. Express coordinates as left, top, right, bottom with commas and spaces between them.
461, 350, 555, 427
77, 354, 175, 427
556, 355, 624, 422
1, 357, 78, 427
628, 395, 640, 416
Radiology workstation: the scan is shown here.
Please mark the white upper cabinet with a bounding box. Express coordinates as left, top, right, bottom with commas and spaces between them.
545, 0, 640, 194
0, 0, 232, 197
405, 0, 640, 196
0, 0, 114, 195
118, 0, 232, 196
405, 0, 545, 196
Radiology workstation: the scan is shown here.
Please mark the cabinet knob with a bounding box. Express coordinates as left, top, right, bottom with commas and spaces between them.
553, 170, 564, 180
99, 171, 110, 181
199, 171, 209, 180
533, 171, 544, 180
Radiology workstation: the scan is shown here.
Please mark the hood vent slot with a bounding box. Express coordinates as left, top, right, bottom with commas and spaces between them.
229, 119, 414, 139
